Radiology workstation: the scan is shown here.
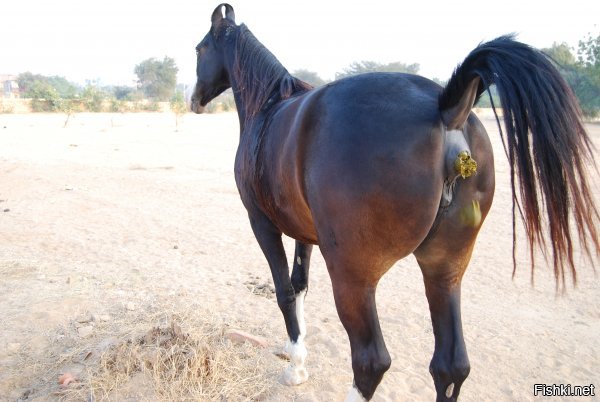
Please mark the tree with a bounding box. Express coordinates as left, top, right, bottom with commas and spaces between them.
576, 34, 600, 117
58, 99, 77, 127
292, 69, 328, 87
18, 72, 79, 99
47, 76, 79, 99
577, 33, 600, 68
543, 39, 600, 118
577, 33, 600, 91
111, 85, 136, 100
134, 57, 178, 101
544, 42, 577, 66
335, 60, 419, 79
81, 85, 107, 112
27, 80, 61, 112
170, 90, 188, 130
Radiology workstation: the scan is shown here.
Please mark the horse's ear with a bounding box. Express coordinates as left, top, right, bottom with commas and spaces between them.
211, 3, 235, 25
224, 4, 235, 23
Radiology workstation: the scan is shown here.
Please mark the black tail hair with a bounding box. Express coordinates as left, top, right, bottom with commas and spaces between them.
439, 34, 599, 289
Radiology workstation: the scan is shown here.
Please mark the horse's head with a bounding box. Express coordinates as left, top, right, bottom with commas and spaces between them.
190, 3, 236, 114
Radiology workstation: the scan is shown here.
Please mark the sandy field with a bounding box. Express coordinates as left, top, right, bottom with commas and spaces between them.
0, 111, 598, 401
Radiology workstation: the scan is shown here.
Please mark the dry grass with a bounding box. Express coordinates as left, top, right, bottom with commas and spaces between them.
55, 306, 277, 402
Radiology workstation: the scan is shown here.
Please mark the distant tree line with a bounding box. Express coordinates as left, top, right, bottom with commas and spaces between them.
9, 33, 599, 118
335, 60, 420, 79
16, 57, 183, 114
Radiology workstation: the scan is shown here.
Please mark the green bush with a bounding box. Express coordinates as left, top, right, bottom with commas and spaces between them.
29, 81, 62, 112
109, 98, 130, 113
81, 85, 107, 112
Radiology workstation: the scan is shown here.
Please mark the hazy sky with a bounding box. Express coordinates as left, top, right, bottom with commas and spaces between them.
2, 0, 598, 86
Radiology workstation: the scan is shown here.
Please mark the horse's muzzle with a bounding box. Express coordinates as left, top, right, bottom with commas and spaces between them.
189, 97, 206, 114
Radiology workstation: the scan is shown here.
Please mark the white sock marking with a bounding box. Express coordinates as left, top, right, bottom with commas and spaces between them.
282, 290, 309, 385
296, 289, 306, 340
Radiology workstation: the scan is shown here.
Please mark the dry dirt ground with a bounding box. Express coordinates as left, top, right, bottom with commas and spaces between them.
0, 112, 598, 401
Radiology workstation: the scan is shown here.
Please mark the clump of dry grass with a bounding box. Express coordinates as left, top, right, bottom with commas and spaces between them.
60, 309, 276, 401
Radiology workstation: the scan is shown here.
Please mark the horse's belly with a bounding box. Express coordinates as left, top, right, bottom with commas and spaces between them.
267, 194, 319, 244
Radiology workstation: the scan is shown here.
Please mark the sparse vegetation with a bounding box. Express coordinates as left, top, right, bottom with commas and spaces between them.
0, 99, 15, 113
170, 90, 188, 130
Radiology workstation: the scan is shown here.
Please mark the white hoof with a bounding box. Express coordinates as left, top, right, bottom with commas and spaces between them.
282, 364, 309, 385
281, 338, 308, 385
344, 385, 367, 402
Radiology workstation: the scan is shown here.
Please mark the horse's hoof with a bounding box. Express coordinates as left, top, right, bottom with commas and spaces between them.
281, 365, 309, 385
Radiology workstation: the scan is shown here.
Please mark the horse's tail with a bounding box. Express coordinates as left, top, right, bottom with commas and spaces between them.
438, 34, 599, 289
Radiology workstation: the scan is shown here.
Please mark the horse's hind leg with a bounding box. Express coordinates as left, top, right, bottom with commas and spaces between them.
413, 114, 494, 401
248, 215, 310, 385
416, 253, 471, 402
414, 192, 492, 400
324, 256, 391, 401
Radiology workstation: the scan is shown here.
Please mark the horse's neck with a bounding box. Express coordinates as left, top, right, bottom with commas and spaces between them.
229, 75, 249, 131
225, 26, 291, 132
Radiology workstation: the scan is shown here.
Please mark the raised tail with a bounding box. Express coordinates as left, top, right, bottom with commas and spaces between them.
439, 34, 599, 288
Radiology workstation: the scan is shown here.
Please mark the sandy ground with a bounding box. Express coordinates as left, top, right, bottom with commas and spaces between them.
0, 111, 598, 402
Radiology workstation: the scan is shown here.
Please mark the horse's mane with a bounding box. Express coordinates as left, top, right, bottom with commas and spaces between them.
233, 25, 312, 121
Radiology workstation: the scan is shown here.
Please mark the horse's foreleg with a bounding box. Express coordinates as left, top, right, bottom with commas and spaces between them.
330, 275, 391, 401
248, 216, 309, 385
419, 264, 470, 402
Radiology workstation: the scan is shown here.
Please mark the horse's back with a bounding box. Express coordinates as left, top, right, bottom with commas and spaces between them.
321, 72, 442, 122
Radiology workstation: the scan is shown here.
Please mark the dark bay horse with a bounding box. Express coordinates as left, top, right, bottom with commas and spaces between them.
191, 4, 599, 401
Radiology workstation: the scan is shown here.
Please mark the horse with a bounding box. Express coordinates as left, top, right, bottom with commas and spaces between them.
190, 4, 599, 401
